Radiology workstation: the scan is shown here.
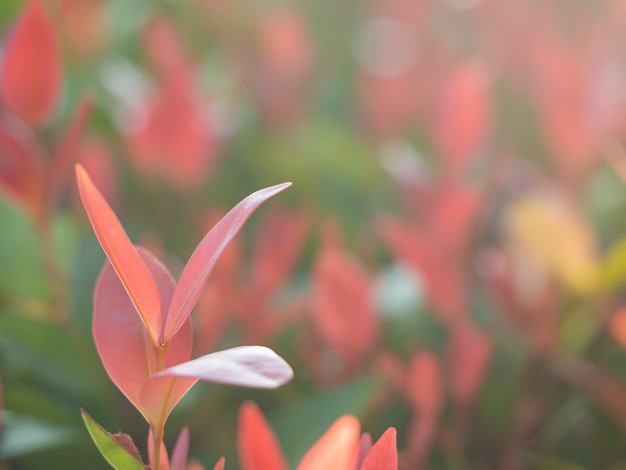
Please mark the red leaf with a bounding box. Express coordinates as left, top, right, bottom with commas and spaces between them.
212, 457, 226, 470
77, 164, 163, 344
48, 95, 95, 200
432, 61, 491, 173
379, 218, 467, 326
0, 0, 63, 126
447, 325, 491, 407
93, 247, 194, 423
0, 122, 43, 214
311, 247, 378, 365
164, 182, 291, 342
360, 428, 398, 470
238, 401, 289, 470
405, 352, 443, 419
250, 207, 310, 304
297, 415, 360, 470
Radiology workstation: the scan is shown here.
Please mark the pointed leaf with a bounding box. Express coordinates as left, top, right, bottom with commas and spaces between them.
361, 428, 397, 470
354, 433, 372, 470
77, 164, 163, 344
94, 247, 193, 422
213, 457, 226, 470
171, 427, 190, 470
165, 182, 291, 341
154, 346, 294, 389
80, 410, 145, 470
238, 401, 289, 470
0, 0, 62, 126
297, 415, 360, 470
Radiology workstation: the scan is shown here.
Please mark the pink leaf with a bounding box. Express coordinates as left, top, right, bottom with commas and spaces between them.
0, 0, 63, 126
93, 247, 193, 422
152, 346, 293, 389
360, 428, 398, 470
77, 164, 163, 344
164, 183, 292, 342
238, 401, 290, 470
171, 427, 189, 470
353, 433, 373, 470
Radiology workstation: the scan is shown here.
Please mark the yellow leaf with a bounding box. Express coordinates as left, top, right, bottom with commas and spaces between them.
505, 194, 599, 294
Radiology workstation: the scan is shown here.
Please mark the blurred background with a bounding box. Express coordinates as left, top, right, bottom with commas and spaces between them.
3, 0, 626, 468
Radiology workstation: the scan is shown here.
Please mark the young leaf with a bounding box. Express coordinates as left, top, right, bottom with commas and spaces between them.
361, 428, 398, 470
80, 410, 145, 470
0, 0, 62, 126
171, 427, 190, 470
297, 415, 360, 470
238, 402, 290, 470
76, 164, 163, 344
94, 248, 194, 424
164, 182, 292, 342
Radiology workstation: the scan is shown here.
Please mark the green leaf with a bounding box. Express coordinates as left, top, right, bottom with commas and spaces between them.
601, 234, 626, 291
0, 411, 78, 459
80, 410, 145, 470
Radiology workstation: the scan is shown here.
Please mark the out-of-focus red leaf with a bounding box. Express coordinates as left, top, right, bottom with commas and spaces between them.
250, 207, 310, 304
142, 16, 194, 86
238, 401, 290, 470
148, 346, 293, 391
311, 247, 378, 366
171, 427, 190, 470
403, 352, 442, 465
427, 184, 482, 256
126, 79, 217, 191
77, 164, 163, 344
361, 427, 398, 470
251, 6, 314, 128
432, 62, 492, 173
164, 182, 291, 343
93, 248, 195, 424
0, 122, 43, 213
610, 308, 626, 351
48, 95, 95, 200
379, 218, 468, 326
212, 457, 225, 470
0, 0, 63, 126
405, 352, 443, 419
447, 325, 491, 407
78, 136, 118, 206
297, 415, 360, 470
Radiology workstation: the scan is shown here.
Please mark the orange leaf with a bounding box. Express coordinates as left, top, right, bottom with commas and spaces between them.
238, 402, 289, 470
297, 415, 360, 470
76, 164, 163, 344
